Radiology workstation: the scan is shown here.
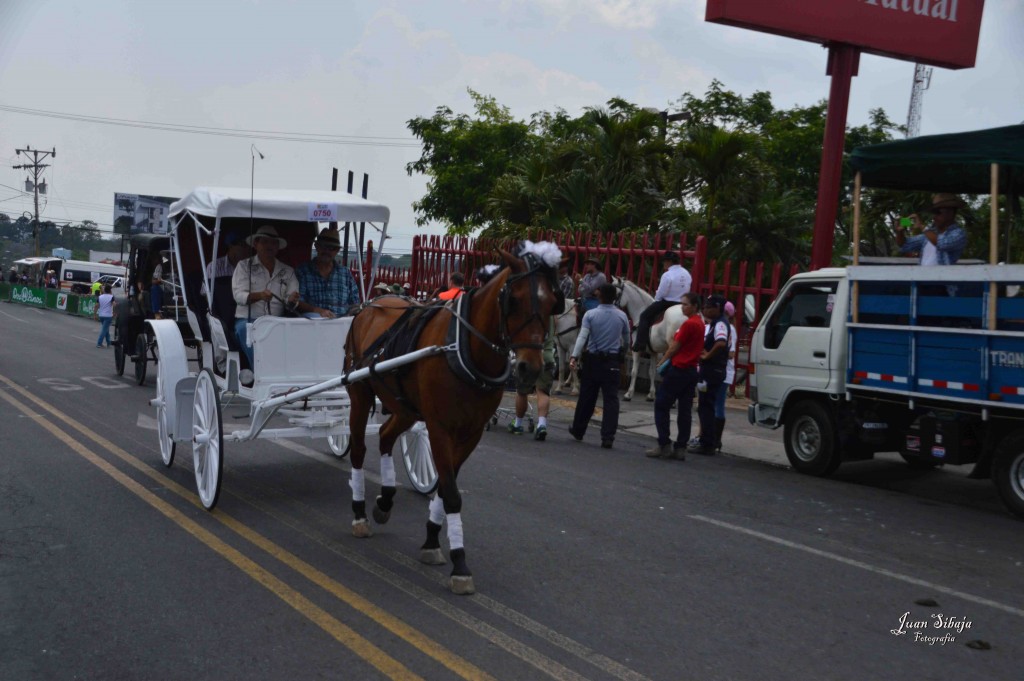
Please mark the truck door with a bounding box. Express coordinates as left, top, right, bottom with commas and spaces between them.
756, 280, 838, 406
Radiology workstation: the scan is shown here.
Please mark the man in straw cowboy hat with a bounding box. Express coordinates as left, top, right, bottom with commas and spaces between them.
574, 256, 607, 316
295, 227, 361, 318
896, 193, 969, 266
232, 224, 299, 367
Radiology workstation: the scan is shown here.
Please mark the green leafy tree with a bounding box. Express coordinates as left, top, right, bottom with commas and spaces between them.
406, 90, 532, 236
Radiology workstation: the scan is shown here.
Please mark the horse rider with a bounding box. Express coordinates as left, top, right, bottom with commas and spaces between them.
557, 261, 575, 300
574, 256, 607, 323
568, 283, 630, 449
632, 250, 691, 353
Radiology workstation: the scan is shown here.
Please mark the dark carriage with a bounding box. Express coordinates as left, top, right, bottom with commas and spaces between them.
113, 233, 200, 384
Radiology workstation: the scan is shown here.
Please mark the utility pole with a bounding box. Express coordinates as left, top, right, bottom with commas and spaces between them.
13, 145, 56, 256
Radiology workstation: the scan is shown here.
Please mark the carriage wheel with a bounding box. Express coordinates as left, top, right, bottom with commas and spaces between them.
192, 369, 224, 510
134, 334, 148, 385
152, 352, 175, 464
399, 421, 436, 495
114, 335, 126, 376
327, 418, 350, 459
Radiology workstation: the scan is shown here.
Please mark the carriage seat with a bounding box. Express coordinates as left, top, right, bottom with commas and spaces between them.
206, 315, 237, 381
209, 277, 243, 358
249, 316, 353, 397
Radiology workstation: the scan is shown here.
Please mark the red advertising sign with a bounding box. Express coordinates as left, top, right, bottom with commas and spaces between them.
706, 0, 985, 69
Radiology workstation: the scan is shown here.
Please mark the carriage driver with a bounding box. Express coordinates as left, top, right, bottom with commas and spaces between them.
232, 224, 300, 367
294, 227, 361, 318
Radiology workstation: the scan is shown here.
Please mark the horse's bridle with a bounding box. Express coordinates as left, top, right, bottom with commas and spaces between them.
497, 254, 559, 351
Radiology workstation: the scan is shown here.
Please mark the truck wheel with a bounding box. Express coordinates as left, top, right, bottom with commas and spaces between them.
993, 433, 1024, 518
784, 400, 840, 476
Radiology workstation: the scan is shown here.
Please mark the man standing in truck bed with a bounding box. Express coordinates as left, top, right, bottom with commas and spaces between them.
895, 193, 968, 266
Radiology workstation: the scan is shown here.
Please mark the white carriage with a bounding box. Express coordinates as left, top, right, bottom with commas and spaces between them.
148, 186, 437, 509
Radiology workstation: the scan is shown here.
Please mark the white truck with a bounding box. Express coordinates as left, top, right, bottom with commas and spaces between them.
748, 265, 1024, 517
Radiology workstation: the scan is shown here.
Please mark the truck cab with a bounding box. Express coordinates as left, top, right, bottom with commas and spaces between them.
749, 269, 847, 429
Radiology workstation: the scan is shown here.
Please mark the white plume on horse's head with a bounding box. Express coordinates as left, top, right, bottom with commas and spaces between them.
518, 240, 563, 269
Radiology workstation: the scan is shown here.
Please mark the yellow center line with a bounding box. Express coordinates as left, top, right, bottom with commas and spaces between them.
0, 375, 495, 681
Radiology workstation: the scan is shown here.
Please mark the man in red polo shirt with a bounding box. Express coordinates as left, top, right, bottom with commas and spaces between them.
645, 292, 705, 460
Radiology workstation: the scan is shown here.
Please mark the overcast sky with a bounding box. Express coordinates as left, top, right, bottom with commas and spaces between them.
1, 0, 1020, 255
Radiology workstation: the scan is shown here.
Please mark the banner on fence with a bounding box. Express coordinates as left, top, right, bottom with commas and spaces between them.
11, 285, 46, 307
77, 296, 97, 317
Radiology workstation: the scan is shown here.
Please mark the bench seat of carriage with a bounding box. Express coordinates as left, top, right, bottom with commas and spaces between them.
244, 315, 352, 396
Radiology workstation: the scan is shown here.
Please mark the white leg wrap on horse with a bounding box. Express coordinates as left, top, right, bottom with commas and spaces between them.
350, 468, 365, 502
446, 513, 464, 551
429, 494, 445, 526
380, 455, 396, 487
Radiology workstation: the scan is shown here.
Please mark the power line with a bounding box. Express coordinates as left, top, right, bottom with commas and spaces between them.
0, 104, 422, 148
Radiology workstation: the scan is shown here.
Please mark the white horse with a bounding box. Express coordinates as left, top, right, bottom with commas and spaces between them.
599, 279, 656, 401
626, 305, 686, 401
552, 280, 659, 399
553, 299, 580, 395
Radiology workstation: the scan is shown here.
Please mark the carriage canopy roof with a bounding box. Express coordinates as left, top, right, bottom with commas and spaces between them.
849, 124, 1024, 194
168, 187, 390, 225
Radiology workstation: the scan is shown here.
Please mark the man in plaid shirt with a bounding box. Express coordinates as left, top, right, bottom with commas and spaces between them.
295, 228, 361, 317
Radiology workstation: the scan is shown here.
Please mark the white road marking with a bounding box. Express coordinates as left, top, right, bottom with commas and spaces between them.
71, 335, 95, 343
0, 307, 29, 323
690, 514, 1024, 618
272, 438, 385, 487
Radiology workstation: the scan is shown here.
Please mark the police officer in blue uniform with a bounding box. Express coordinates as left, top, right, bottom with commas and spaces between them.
568, 283, 631, 448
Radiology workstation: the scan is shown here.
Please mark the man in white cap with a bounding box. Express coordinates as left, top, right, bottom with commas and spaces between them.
232, 225, 299, 367
896, 193, 968, 266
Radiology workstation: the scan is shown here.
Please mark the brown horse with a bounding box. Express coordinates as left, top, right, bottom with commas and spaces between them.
344, 241, 563, 594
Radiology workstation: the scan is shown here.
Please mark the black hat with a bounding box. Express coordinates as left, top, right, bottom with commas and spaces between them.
704, 294, 726, 310
583, 255, 603, 270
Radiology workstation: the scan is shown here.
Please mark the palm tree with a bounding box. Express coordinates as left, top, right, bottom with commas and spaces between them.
718, 190, 812, 267
671, 125, 762, 235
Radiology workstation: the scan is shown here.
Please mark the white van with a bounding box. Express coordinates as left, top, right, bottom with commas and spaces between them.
59, 260, 127, 294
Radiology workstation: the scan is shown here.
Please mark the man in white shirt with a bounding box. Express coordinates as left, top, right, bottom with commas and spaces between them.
232, 225, 299, 367
632, 251, 692, 352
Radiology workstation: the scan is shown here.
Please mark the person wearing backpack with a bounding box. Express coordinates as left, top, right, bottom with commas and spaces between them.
691, 295, 730, 456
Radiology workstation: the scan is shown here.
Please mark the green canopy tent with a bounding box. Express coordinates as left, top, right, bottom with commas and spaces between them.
850, 124, 1024, 195
848, 124, 1024, 326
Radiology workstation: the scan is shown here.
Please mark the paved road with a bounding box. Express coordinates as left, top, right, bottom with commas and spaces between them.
2, 302, 1022, 681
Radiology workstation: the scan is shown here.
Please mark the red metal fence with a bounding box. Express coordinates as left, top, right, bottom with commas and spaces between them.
409, 229, 708, 297
369, 229, 801, 396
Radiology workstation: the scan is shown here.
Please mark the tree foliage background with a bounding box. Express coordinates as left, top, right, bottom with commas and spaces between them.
0, 213, 122, 268
407, 82, 1000, 267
